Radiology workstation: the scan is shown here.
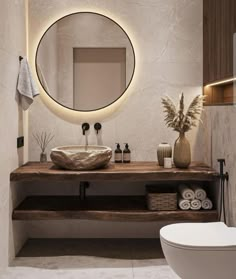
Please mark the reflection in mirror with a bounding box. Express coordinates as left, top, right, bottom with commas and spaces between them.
36, 12, 135, 111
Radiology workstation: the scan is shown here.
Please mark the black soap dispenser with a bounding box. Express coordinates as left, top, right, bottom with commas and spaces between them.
114, 143, 122, 163
123, 143, 131, 163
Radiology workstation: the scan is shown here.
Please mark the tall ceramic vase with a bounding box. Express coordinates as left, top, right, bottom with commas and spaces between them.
157, 143, 172, 166
173, 132, 191, 168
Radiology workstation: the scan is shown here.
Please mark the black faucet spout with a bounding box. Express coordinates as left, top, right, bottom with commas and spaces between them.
82, 123, 90, 135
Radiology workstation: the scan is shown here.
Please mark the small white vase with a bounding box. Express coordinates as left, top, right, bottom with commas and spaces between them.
157, 143, 172, 166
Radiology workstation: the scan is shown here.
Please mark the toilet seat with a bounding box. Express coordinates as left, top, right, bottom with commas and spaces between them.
160, 222, 236, 251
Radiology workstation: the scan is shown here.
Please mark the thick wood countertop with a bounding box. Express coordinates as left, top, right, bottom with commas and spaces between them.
10, 161, 219, 182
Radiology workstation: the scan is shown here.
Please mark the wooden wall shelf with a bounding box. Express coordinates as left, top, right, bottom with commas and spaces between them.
11, 162, 219, 223
203, 81, 235, 106
10, 162, 219, 182
12, 196, 218, 222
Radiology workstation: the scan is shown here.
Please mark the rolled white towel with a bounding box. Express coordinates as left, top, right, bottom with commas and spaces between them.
178, 199, 191, 210
191, 185, 207, 201
190, 199, 202, 210
201, 198, 213, 210
178, 184, 194, 200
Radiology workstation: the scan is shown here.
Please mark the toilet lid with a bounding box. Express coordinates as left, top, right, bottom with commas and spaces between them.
160, 222, 236, 249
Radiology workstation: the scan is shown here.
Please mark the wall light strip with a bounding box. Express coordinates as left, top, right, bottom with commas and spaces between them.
205, 78, 236, 87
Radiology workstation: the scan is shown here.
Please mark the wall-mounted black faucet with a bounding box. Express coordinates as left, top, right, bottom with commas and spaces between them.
94, 123, 102, 134
82, 123, 90, 135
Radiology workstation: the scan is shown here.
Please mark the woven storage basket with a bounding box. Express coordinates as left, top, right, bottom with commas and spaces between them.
146, 185, 177, 211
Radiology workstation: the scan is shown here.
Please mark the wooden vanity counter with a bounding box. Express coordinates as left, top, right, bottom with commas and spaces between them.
11, 161, 219, 222
10, 161, 219, 182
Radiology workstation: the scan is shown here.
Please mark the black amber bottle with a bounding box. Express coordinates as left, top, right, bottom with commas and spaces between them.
123, 143, 131, 163
114, 143, 122, 163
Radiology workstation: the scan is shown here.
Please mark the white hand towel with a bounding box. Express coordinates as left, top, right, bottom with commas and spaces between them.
17, 57, 39, 110
178, 184, 195, 200
202, 198, 213, 210
191, 185, 207, 201
178, 199, 191, 210
190, 199, 202, 210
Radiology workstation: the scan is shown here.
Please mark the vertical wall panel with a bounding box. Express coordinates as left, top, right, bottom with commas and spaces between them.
203, 0, 236, 85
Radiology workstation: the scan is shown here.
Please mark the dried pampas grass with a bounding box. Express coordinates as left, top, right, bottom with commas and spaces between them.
161, 93, 204, 133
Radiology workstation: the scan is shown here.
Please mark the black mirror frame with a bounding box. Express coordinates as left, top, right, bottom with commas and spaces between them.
35, 11, 136, 112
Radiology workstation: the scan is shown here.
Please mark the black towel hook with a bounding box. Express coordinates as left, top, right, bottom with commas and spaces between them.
19, 56, 23, 62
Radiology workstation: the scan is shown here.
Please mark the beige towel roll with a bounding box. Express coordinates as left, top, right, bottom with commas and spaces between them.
190, 199, 202, 210
191, 185, 207, 201
178, 184, 195, 200
178, 199, 191, 210
202, 198, 213, 210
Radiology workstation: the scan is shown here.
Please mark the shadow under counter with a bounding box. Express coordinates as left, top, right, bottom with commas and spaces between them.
16, 238, 164, 260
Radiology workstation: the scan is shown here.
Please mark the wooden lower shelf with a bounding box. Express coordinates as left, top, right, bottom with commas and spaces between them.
13, 196, 218, 222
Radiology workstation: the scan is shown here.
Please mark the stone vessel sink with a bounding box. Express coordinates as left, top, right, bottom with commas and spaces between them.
50, 145, 112, 170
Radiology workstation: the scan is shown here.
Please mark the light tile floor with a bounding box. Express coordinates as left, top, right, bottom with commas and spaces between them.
0, 239, 180, 279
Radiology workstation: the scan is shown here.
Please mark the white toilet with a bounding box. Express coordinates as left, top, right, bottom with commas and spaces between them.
160, 222, 236, 279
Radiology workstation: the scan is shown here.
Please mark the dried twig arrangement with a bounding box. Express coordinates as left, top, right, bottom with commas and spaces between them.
161, 93, 205, 133
33, 132, 54, 153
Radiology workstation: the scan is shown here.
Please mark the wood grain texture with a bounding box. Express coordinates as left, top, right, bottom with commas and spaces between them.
10, 162, 219, 182
203, 82, 234, 106
203, 0, 236, 85
203, 0, 236, 106
12, 196, 218, 222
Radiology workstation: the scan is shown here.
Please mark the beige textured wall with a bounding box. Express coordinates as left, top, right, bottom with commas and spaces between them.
204, 106, 236, 226
27, 0, 205, 238
29, 0, 205, 161
0, 0, 27, 267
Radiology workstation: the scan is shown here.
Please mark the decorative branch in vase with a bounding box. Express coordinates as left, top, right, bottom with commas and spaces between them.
33, 132, 54, 163
161, 93, 204, 168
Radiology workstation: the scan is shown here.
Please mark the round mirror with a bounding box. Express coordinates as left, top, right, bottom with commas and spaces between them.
36, 12, 135, 111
